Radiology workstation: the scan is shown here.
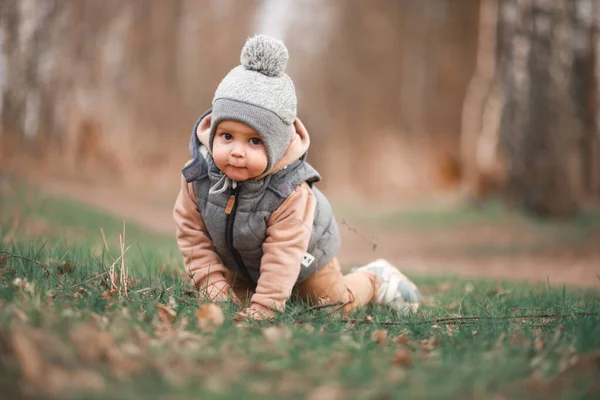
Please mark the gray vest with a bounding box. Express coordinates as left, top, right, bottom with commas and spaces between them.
182, 112, 341, 284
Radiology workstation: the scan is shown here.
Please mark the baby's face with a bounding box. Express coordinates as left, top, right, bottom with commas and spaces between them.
212, 120, 268, 181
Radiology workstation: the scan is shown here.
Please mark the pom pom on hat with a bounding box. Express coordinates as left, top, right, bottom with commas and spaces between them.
240, 35, 289, 77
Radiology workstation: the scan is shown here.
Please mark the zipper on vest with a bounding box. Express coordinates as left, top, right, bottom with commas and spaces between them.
225, 186, 254, 283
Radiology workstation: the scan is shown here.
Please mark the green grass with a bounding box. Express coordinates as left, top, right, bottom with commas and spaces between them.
1, 177, 600, 399
339, 196, 600, 233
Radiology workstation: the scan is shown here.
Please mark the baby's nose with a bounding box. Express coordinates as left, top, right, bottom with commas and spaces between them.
231, 146, 244, 157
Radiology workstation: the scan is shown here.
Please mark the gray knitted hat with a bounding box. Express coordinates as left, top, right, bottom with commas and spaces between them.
209, 35, 297, 174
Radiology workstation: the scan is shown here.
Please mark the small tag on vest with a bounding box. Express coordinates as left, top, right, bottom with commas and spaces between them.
301, 253, 315, 268
225, 195, 235, 214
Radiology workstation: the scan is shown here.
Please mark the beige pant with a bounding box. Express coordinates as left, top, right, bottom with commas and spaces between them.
224, 257, 379, 315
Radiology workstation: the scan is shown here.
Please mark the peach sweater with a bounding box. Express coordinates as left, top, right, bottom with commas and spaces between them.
173, 116, 316, 313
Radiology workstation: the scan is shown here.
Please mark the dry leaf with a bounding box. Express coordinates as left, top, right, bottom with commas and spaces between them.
393, 333, 410, 345
505, 330, 522, 344
465, 283, 474, 293
12, 305, 29, 322
12, 277, 35, 293
57, 261, 73, 275
70, 321, 114, 363
306, 383, 343, 400
11, 325, 44, 383
262, 326, 292, 343
534, 328, 545, 352
419, 337, 439, 352
107, 344, 149, 378
46, 367, 105, 393
102, 289, 118, 300
365, 315, 374, 323
437, 282, 452, 293
371, 329, 388, 345
195, 304, 224, 330
155, 303, 177, 324
387, 367, 407, 384
393, 348, 413, 366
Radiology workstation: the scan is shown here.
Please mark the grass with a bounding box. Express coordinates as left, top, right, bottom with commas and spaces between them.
1, 176, 600, 399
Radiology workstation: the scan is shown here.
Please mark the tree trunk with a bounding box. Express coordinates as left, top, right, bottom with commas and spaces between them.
499, 0, 585, 217
460, 0, 504, 200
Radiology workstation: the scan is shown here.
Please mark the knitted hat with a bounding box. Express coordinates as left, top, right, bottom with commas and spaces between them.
209, 35, 297, 174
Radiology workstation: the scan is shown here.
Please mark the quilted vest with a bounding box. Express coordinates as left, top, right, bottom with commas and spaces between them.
181, 111, 341, 283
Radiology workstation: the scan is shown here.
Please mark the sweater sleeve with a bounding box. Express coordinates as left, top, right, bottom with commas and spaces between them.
249, 182, 316, 312
173, 171, 231, 300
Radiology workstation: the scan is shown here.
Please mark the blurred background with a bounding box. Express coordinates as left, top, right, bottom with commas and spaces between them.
1, 0, 599, 285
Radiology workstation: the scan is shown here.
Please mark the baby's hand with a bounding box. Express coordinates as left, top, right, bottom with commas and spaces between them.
203, 281, 242, 307
234, 304, 276, 321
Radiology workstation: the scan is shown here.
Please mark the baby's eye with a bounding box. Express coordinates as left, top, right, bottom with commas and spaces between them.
222, 133, 233, 140
249, 137, 262, 145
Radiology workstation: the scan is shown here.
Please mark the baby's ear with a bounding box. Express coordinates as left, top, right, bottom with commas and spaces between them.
197, 114, 212, 141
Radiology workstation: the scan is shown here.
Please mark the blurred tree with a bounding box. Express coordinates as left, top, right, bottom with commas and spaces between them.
290, 0, 480, 201
460, 0, 505, 200
0, 0, 258, 191
497, 0, 597, 217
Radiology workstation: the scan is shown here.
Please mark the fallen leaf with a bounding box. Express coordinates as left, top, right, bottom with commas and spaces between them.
365, 315, 374, 323
465, 283, 474, 293
195, 304, 224, 330
11, 325, 44, 384
57, 261, 73, 275
371, 329, 388, 345
107, 344, 149, 378
12, 277, 35, 293
46, 367, 105, 393
393, 333, 410, 345
419, 337, 440, 352
12, 306, 29, 322
487, 286, 506, 297
262, 325, 292, 343
393, 348, 413, 366
70, 320, 114, 362
437, 282, 452, 293
155, 303, 177, 324
102, 289, 119, 300
534, 328, 545, 352
387, 367, 407, 384
306, 383, 343, 400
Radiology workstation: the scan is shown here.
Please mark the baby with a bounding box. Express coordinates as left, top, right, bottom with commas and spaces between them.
174, 35, 420, 320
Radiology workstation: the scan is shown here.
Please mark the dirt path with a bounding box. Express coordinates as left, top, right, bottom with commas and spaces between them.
38, 179, 600, 289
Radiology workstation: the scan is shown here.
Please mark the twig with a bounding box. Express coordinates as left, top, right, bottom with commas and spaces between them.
107, 246, 131, 290
294, 300, 353, 324
66, 272, 109, 289
120, 221, 128, 297
340, 219, 378, 252
509, 307, 549, 312
430, 312, 599, 324
0, 250, 51, 273
309, 312, 600, 327
100, 228, 115, 262
304, 301, 345, 313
